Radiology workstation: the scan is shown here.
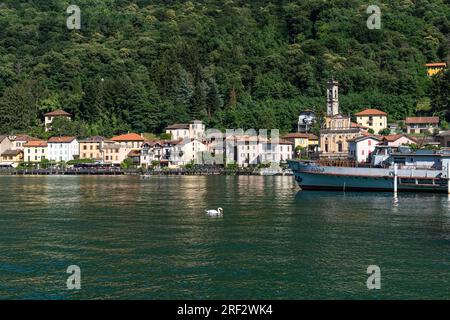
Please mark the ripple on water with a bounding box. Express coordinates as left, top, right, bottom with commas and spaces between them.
0, 176, 449, 299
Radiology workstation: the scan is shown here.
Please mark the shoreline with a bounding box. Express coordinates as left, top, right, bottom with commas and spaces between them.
0, 169, 293, 177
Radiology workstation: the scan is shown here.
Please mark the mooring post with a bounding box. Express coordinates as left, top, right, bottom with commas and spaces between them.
447, 165, 450, 194
393, 163, 398, 194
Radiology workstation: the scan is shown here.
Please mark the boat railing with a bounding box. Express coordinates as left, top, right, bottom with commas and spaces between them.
316, 159, 359, 167
395, 164, 441, 171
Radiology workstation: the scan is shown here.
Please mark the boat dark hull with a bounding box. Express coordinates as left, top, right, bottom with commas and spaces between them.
287, 160, 448, 193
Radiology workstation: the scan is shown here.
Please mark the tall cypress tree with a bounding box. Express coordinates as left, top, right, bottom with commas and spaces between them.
190, 80, 208, 119
206, 78, 223, 117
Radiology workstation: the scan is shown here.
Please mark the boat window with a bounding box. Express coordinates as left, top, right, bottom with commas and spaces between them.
393, 157, 406, 165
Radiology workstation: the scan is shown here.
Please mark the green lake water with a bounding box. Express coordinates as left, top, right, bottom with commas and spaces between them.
0, 175, 449, 299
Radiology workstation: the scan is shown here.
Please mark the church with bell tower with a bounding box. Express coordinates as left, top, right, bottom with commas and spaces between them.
319, 80, 363, 159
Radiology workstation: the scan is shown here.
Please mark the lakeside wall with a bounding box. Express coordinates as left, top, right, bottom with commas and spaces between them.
0, 168, 292, 176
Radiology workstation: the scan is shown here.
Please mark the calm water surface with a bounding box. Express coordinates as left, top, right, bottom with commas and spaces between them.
0, 175, 449, 299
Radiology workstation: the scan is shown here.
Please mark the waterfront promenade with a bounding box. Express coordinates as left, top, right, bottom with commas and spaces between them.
0, 168, 292, 176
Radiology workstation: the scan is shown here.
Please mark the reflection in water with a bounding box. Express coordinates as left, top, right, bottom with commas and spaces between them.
0, 176, 449, 299
392, 194, 399, 210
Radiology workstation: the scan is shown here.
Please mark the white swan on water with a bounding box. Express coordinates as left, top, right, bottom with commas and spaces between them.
205, 207, 223, 216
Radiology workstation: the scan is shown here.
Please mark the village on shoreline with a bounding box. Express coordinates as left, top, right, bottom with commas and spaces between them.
1, 64, 449, 176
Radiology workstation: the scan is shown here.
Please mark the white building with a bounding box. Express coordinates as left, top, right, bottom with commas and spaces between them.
234, 135, 260, 166
224, 135, 293, 167
44, 109, 71, 132
0, 135, 13, 156
165, 120, 206, 140
165, 124, 189, 139
348, 135, 381, 163
140, 140, 176, 168
141, 138, 208, 168
23, 140, 48, 163
9, 135, 41, 150
170, 138, 208, 167
259, 139, 294, 165
405, 117, 439, 134
298, 110, 316, 133
48, 136, 79, 162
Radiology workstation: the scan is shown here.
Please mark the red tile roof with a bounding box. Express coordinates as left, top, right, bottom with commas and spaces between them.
282, 133, 318, 140
381, 134, 402, 142
425, 62, 447, 67
405, 117, 439, 124
111, 133, 145, 142
48, 136, 76, 143
13, 135, 41, 142
381, 134, 418, 142
23, 141, 47, 147
354, 108, 387, 116
44, 109, 71, 117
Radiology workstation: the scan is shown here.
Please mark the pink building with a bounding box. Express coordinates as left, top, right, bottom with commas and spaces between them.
380, 134, 417, 147
348, 135, 382, 163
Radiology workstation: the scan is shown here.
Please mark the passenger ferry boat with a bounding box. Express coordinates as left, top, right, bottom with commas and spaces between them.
287, 146, 450, 192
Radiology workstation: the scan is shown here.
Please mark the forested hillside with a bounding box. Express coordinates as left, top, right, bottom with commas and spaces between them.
0, 0, 449, 138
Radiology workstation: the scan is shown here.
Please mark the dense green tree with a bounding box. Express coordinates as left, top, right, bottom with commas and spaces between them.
430, 70, 450, 120
0, 80, 41, 132
50, 117, 88, 137
0, 0, 448, 136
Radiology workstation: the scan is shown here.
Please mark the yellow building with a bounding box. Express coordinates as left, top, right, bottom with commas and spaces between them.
102, 142, 124, 164
281, 133, 318, 151
320, 115, 362, 158
425, 62, 447, 77
23, 141, 48, 162
354, 108, 388, 134
79, 136, 106, 160
0, 149, 23, 167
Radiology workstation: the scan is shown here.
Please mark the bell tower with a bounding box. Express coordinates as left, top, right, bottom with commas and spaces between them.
326, 80, 339, 116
